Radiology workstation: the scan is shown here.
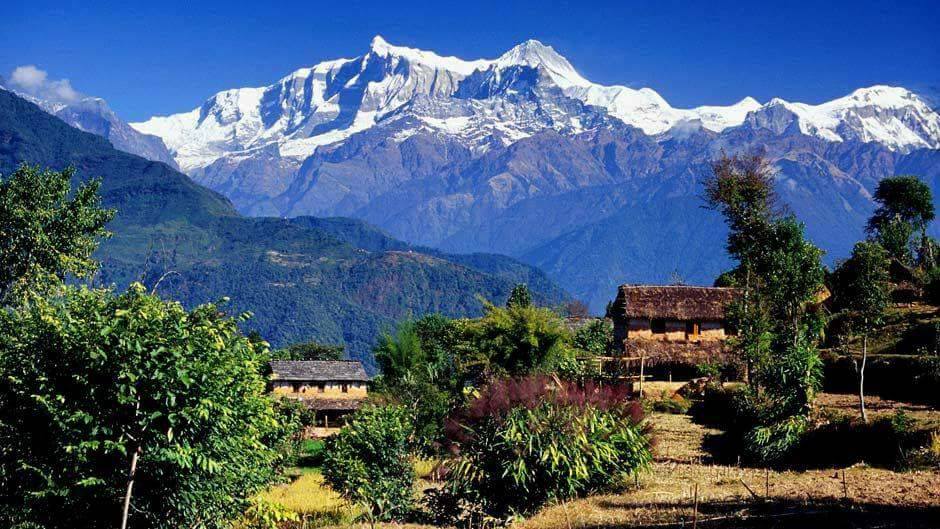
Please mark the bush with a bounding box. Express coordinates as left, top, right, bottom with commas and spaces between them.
322, 405, 415, 523
645, 390, 691, 414
438, 376, 652, 523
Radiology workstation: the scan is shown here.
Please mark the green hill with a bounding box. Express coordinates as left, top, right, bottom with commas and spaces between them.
0, 89, 568, 370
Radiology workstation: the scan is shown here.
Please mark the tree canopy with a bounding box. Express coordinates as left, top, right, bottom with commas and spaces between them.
0, 164, 113, 300
0, 284, 288, 528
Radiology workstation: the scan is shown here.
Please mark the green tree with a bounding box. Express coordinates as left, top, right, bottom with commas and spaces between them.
0, 164, 113, 300
374, 315, 467, 452
506, 283, 532, 308
322, 405, 416, 525
272, 340, 345, 361
866, 176, 935, 265
704, 155, 827, 462
571, 318, 612, 356
831, 241, 890, 423
703, 153, 778, 379
703, 153, 778, 291
0, 284, 288, 529
468, 301, 570, 376
755, 217, 826, 345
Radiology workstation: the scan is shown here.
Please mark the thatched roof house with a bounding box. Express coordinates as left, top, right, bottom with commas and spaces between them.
610, 285, 741, 367
612, 285, 740, 322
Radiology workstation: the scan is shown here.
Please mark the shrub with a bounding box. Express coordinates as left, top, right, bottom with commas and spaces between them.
439, 376, 652, 522
322, 405, 415, 523
645, 390, 692, 414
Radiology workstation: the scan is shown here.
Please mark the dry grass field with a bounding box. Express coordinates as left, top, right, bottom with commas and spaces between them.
517, 411, 940, 529
270, 394, 940, 529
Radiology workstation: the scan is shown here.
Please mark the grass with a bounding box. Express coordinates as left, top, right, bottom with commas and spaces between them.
259, 468, 360, 526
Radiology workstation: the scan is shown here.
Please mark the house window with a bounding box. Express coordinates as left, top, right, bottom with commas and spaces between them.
650, 319, 666, 334
291, 382, 301, 393
686, 321, 700, 338
341, 384, 349, 393
317, 383, 325, 393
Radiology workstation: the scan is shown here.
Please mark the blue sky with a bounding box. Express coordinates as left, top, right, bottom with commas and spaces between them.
2, 0, 938, 121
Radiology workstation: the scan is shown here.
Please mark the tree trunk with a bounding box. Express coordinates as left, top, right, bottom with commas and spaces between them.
859, 329, 868, 424
120, 443, 142, 529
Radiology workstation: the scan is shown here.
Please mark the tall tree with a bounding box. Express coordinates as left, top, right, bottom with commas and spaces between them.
0, 164, 114, 300
0, 284, 287, 529
506, 283, 533, 308
703, 153, 778, 380
866, 176, 935, 266
704, 154, 827, 462
831, 241, 890, 423
703, 153, 778, 288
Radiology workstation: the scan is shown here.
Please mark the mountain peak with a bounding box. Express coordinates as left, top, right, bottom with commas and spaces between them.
495, 39, 590, 89
369, 34, 392, 53
365, 35, 490, 76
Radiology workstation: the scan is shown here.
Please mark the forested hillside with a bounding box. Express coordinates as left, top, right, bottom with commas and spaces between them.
0, 89, 567, 370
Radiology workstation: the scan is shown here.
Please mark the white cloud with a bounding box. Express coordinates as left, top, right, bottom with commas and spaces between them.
8, 65, 82, 104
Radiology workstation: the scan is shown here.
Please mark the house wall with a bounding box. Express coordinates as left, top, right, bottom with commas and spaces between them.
624, 319, 727, 342
272, 380, 368, 398
700, 321, 726, 340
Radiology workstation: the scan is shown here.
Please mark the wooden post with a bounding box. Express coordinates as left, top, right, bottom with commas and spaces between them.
324, 413, 329, 429
638, 356, 645, 398
842, 470, 848, 500
692, 482, 699, 529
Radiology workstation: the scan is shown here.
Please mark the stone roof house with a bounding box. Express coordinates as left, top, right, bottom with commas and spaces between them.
269, 360, 369, 429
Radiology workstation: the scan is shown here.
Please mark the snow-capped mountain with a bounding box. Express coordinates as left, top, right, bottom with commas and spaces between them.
133, 36, 940, 176
125, 37, 940, 310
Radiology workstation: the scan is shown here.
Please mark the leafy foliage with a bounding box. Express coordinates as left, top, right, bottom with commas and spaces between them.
832, 241, 890, 328
0, 164, 113, 300
867, 176, 935, 265
439, 376, 651, 522
373, 316, 466, 452
0, 284, 288, 529
466, 301, 571, 376
322, 405, 416, 523
571, 318, 613, 356
705, 153, 826, 463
